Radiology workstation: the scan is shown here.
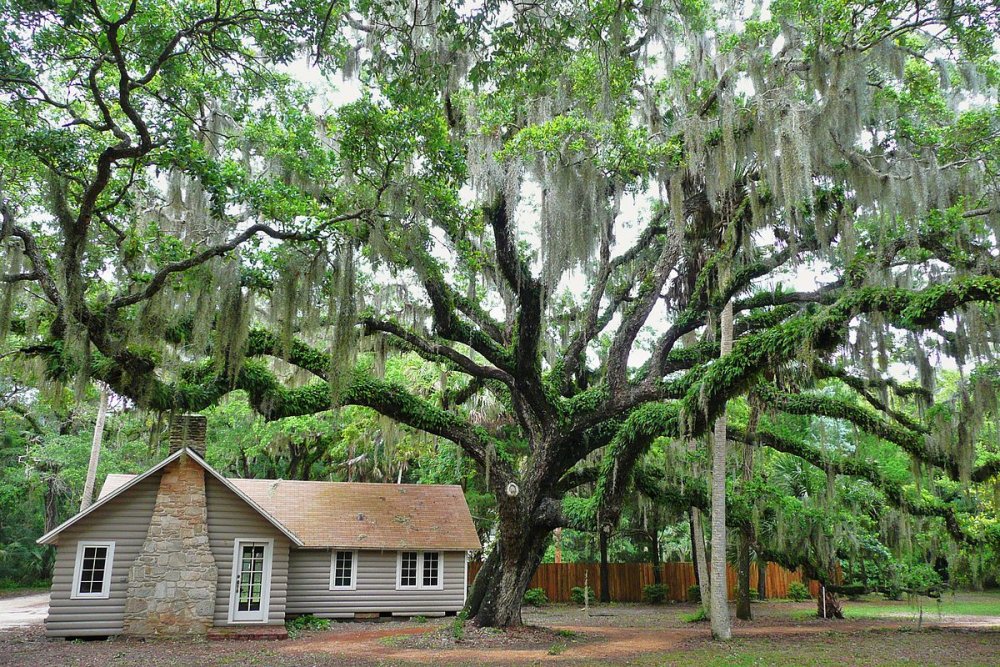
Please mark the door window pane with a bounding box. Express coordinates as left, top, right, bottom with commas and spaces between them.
238, 543, 266, 612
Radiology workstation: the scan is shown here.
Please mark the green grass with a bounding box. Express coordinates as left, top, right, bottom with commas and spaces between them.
681, 607, 709, 623
789, 592, 1000, 621
378, 635, 408, 647
623, 627, 1000, 667
0, 581, 48, 598
844, 596, 1000, 619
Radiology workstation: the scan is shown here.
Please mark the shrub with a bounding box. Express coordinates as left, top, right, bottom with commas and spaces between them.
451, 610, 467, 641
285, 615, 331, 638
682, 607, 708, 623
411, 615, 428, 623
523, 587, 549, 607
687, 585, 701, 603
787, 581, 811, 601
570, 585, 593, 605
749, 588, 759, 601
642, 583, 670, 604
884, 586, 904, 601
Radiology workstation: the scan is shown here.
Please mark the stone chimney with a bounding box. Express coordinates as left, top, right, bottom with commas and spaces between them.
123, 450, 218, 636
169, 414, 207, 458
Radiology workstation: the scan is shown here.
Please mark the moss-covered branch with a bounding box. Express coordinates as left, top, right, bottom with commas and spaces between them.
733, 427, 971, 543
678, 277, 1000, 438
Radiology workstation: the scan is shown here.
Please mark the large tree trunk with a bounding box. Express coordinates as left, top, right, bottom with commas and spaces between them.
599, 528, 611, 603
468, 497, 550, 627
80, 384, 109, 511
464, 547, 499, 618
709, 298, 733, 640
736, 530, 752, 620
757, 559, 767, 601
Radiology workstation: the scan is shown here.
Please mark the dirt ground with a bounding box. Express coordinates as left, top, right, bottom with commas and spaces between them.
1, 596, 998, 666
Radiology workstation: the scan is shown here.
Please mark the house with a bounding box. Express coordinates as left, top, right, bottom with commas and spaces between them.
36, 415, 481, 638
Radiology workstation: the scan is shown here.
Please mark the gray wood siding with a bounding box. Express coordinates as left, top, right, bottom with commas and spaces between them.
45, 473, 161, 637
205, 476, 290, 626
286, 549, 466, 617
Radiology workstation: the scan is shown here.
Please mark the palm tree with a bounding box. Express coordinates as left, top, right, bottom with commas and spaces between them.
80, 384, 109, 511
710, 299, 733, 640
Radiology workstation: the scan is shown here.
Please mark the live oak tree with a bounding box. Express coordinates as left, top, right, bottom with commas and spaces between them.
3, 0, 1000, 630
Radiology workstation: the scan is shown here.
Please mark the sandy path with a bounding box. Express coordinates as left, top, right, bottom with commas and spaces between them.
281, 618, 923, 665
0, 594, 48, 631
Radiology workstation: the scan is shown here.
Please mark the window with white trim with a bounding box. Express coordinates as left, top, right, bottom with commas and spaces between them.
422, 551, 439, 588
71, 541, 115, 599
396, 551, 443, 590
329, 550, 357, 590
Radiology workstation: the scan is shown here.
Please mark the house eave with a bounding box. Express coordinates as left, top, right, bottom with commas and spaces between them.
37, 448, 188, 545
37, 447, 304, 547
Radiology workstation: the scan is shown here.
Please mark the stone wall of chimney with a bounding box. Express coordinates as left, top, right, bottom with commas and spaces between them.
168, 414, 207, 458
123, 452, 217, 636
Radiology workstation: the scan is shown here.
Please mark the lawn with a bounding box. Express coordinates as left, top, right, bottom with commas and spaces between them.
0, 594, 997, 666
788, 591, 1000, 622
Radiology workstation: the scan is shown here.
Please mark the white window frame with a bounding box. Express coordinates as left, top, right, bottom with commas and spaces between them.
329, 549, 358, 591
70, 540, 115, 600
396, 550, 444, 591
227, 538, 274, 624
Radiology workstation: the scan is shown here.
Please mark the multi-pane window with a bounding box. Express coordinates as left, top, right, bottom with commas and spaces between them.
237, 543, 266, 612
422, 551, 439, 588
330, 550, 356, 590
72, 541, 115, 599
397, 551, 443, 590
399, 551, 419, 588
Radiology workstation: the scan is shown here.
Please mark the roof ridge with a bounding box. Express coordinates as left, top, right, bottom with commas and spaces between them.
228, 478, 462, 488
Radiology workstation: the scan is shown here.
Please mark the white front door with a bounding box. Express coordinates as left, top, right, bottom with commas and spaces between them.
229, 539, 273, 623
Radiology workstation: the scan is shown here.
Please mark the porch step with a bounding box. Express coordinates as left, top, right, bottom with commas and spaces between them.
208, 625, 289, 641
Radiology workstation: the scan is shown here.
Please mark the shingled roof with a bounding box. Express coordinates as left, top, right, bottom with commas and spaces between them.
100, 470, 481, 551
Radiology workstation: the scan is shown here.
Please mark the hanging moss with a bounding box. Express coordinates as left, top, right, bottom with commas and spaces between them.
328, 246, 358, 405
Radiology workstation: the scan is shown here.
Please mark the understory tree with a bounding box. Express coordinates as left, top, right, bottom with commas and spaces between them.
2, 0, 1000, 629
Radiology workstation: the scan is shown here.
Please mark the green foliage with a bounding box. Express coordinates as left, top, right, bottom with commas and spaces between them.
523, 587, 549, 607
787, 582, 812, 601
451, 612, 466, 641
285, 615, 331, 638
687, 585, 702, 603
2, 0, 1000, 631
682, 608, 708, 623
642, 583, 670, 604
899, 562, 944, 594
571, 586, 593, 606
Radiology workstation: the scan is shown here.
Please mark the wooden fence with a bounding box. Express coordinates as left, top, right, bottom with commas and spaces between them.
467, 561, 820, 603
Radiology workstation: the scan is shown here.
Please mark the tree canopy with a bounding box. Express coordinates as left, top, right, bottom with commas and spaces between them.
2, 0, 999, 627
